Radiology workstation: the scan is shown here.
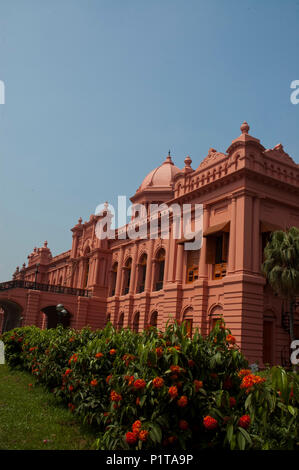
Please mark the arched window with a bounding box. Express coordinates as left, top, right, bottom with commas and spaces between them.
209, 305, 224, 332
182, 307, 193, 337
133, 312, 140, 333
149, 311, 158, 328
122, 258, 132, 295
154, 248, 165, 291
137, 254, 147, 293
118, 312, 124, 330
110, 262, 118, 296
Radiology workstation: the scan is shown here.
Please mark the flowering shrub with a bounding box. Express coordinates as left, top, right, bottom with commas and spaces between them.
2, 320, 299, 450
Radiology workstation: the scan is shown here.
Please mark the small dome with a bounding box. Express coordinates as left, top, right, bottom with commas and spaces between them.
138, 152, 181, 191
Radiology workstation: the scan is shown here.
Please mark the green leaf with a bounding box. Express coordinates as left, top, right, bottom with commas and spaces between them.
237, 431, 246, 450
226, 423, 234, 443
238, 427, 252, 445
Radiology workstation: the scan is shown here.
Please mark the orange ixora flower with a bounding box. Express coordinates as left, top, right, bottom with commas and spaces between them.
240, 374, 266, 390
69, 337, 75, 342
203, 416, 218, 430
152, 377, 164, 389
90, 379, 98, 387
138, 430, 149, 442
109, 349, 116, 355
110, 390, 122, 402
170, 365, 184, 374
177, 396, 188, 407
132, 420, 142, 434
238, 369, 251, 378
155, 347, 163, 357
238, 415, 251, 429
106, 375, 112, 384
124, 375, 135, 386
125, 431, 138, 445
168, 386, 178, 399
64, 368, 72, 376
194, 380, 203, 392
226, 334, 236, 345
133, 379, 146, 390
95, 352, 104, 358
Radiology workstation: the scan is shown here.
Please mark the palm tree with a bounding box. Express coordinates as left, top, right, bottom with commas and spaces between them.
262, 226, 299, 342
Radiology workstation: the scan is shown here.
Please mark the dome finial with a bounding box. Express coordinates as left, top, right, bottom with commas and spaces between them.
240, 121, 250, 134
184, 155, 192, 168
165, 150, 173, 163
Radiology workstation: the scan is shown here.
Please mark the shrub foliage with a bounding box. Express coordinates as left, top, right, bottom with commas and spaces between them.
2, 320, 299, 450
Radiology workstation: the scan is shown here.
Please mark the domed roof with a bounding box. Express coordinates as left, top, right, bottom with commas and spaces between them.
137, 152, 181, 192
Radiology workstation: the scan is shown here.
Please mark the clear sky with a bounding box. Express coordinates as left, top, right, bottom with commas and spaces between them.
0, 0, 298, 281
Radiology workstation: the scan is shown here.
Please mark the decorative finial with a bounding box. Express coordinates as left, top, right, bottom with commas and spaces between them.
44, 241, 48, 248
165, 150, 173, 163
78, 217, 82, 225
184, 155, 192, 168
240, 121, 250, 134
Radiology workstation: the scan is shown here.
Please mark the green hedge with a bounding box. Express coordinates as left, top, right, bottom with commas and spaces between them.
2, 320, 299, 450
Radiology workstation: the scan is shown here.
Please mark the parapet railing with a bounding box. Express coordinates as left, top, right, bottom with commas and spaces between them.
0, 280, 91, 297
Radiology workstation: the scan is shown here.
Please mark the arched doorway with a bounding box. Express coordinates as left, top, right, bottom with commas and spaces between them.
0, 300, 23, 333
41, 305, 71, 329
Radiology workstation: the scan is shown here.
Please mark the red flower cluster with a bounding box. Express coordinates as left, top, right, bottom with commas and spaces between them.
68, 353, 78, 365
168, 386, 178, 398
177, 396, 188, 407
238, 369, 251, 378
240, 374, 265, 390
122, 354, 135, 366
68, 403, 76, 412
203, 416, 218, 430
90, 379, 98, 387
106, 375, 112, 384
95, 352, 103, 358
110, 390, 122, 402
226, 334, 236, 345
155, 347, 163, 357
109, 349, 116, 356
238, 415, 251, 429
152, 377, 164, 389
133, 379, 146, 390
126, 420, 149, 445
194, 380, 203, 392
124, 375, 134, 386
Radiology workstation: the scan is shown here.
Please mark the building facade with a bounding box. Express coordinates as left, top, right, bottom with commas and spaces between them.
1, 122, 299, 367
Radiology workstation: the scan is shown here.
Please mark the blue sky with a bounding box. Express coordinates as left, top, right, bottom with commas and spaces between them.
0, 0, 298, 281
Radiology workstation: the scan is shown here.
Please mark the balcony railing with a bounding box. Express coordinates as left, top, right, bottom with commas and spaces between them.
0, 280, 91, 297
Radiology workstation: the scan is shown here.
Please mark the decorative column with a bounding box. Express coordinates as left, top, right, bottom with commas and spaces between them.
129, 244, 139, 294
227, 195, 236, 274
115, 248, 124, 296
145, 240, 155, 293
252, 196, 261, 273
175, 243, 184, 283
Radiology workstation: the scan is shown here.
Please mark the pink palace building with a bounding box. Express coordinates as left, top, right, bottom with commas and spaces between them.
1, 122, 299, 367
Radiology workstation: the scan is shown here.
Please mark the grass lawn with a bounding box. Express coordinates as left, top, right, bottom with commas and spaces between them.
0, 364, 97, 450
